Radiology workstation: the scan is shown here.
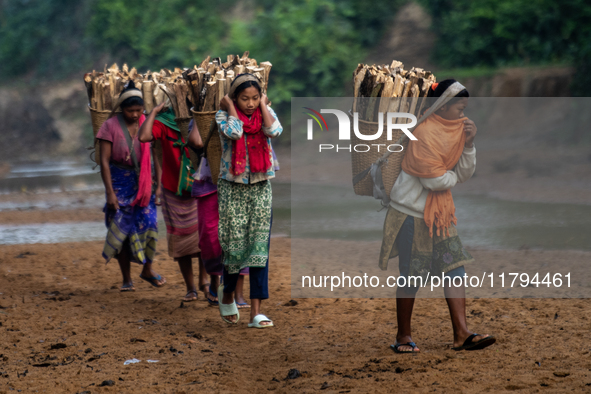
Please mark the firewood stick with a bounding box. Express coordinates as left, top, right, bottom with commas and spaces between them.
202, 81, 217, 112
387, 74, 405, 114
95, 80, 104, 111
108, 63, 119, 74
234, 64, 245, 75
260, 61, 272, 91
416, 79, 434, 118
365, 79, 383, 121
408, 85, 420, 116
103, 82, 112, 111
154, 84, 166, 106
217, 79, 226, 103
398, 80, 411, 115
240, 51, 249, 64
173, 82, 188, 118
143, 81, 155, 113
199, 72, 212, 110
378, 76, 394, 114
353, 66, 367, 112
113, 76, 122, 100
190, 80, 199, 109
199, 56, 211, 70
180, 82, 190, 118
225, 71, 234, 94
160, 84, 179, 117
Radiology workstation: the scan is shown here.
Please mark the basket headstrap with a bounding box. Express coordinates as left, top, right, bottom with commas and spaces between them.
113, 90, 143, 112
116, 113, 140, 175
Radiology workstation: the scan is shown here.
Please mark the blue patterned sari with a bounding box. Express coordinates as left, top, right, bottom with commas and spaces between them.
102, 164, 158, 264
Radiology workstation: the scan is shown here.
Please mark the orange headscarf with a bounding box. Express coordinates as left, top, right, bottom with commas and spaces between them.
401, 113, 467, 237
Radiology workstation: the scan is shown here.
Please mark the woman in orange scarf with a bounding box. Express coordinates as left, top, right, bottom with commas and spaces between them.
379, 79, 496, 353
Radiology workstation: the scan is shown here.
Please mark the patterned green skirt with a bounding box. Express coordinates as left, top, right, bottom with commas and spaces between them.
379, 206, 474, 279
217, 179, 272, 274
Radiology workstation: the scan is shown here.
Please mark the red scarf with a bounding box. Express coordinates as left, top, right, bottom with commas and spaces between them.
130, 142, 152, 207
130, 116, 152, 207
231, 107, 271, 176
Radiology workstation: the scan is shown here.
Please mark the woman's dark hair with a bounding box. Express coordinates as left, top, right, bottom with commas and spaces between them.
427, 78, 469, 99
119, 81, 144, 108
232, 75, 262, 99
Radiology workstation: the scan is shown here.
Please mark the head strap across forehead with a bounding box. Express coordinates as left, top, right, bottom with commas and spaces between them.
415, 81, 466, 127
228, 74, 261, 99
114, 90, 143, 111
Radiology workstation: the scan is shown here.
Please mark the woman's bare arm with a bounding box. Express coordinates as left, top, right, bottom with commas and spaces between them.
138, 101, 166, 143
188, 121, 204, 148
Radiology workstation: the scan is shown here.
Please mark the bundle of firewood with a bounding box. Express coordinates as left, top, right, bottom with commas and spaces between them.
84, 53, 271, 166
353, 60, 436, 122
185, 51, 272, 113
84, 51, 272, 117
350, 60, 438, 197
83, 63, 144, 112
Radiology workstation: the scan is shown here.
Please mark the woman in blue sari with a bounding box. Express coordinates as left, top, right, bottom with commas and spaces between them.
97, 82, 165, 291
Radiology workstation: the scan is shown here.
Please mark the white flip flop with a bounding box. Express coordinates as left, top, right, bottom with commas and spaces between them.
218, 284, 239, 324
248, 314, 274, 328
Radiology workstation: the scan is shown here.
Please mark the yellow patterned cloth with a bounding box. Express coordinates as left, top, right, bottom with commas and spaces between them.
379, 206, 473, 279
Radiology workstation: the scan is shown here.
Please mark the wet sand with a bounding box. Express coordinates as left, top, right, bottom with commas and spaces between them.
1, 237, 591, 393
1, 141, 591, 392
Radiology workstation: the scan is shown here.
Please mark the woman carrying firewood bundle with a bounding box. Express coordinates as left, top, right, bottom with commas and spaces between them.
187, 120, 281, 308
138, 101, 212, 302
97, 82, 165, 291
215, 73, 282, 328
379, 79, 496, 353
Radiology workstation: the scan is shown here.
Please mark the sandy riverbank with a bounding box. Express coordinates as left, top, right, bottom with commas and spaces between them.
1, 238, 590, 392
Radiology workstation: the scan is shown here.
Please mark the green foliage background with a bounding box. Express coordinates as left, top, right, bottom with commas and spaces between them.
418, 0, 591, 95
0, 0, 402, 105
0, 0, 589, 100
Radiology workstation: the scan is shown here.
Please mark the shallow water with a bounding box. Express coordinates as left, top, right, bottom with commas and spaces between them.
0, 222, 106, 245
0, 160, 292, 244
0, 161, 588, 250
291, 183, 591, 251
0, 160, 100, 195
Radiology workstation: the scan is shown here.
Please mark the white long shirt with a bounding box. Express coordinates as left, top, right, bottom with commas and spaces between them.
389, 145, 476, 218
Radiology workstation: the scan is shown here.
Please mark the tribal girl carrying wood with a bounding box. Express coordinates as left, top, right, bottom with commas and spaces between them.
379, 79, 496, 353
97, 82, 165, 291
215, 73, 282, 328
138, 98, 214, 302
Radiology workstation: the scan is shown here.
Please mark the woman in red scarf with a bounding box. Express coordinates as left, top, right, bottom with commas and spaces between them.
215, 74, 282, 328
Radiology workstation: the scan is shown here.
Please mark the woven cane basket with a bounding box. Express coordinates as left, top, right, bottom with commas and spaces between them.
191, 108, 222, 185
88, 105, 115, 164
351, 116, 409, 196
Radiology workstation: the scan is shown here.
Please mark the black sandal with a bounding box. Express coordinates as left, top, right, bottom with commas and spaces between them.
452, 333, 496, 351
391, 341, 419, 354
182, 290, 198, 302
